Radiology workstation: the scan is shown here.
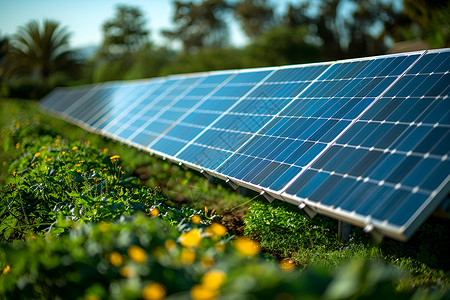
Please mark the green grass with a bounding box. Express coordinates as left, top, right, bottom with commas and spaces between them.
245, 198, 450, 291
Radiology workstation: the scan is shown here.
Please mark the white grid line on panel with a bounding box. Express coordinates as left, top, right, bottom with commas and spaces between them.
280, 51, 427, 195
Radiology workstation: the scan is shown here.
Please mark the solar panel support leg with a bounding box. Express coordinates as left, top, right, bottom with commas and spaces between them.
200, 170, 211, 180
298, 203, 317, 218
260, 191, 274, 203
338, 221, 351, 243
225, 179, 238, 190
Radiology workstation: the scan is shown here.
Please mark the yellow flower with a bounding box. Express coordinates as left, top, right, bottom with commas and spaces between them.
206, 223, 227, 237
34, 152, 41, 158
234, 237, 260, 256
150, 208, 160, 217
74, 164, 81, 167
103, 148, 108, 152
15, 143, 19, 149
201, 256, 215, 269
179, 229, 202, 247
109, 251, 123, 267
180, 248, 196, 264
119, 266, 135, 278
202, 270, 226, 290
190, 284, 218, 300
165, 239, 177, 251
142, 282, 167, 300
2, 265, 11, 275
41, 146, 46, 150
72, 146, 78, 151
128, 245, 147, 264
279, 258, 296, 272
62, 151, 66, 156
110, 155, 120, 160
191, 215, 201, 224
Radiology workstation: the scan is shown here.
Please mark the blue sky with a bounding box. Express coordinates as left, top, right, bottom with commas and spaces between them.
0, 0, 301, 49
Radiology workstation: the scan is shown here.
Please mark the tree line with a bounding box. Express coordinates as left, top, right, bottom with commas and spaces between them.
0, 0, 449, 99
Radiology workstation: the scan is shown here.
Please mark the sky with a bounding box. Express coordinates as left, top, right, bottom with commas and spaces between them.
0, 0, 298, 50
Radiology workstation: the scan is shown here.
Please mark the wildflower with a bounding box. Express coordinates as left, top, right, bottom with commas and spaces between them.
206, 223, 227, 237
72, 146, 78, 151
109, 252, 123, 267
150, 207, 160, 217
190, 284, 217, 300
34, 152, 41, 158
279, 258, 296, 271
41, 146, 46, 150
142, 282, 166, 300
110, 155, 120, 160
62, 151, 66, 156
180, 248, 196, 264
234, 237, 260, 256
128, 245, 147, 264
119, 266, 135, 278
103, 148, 108, 152
205, 206, 208, 213
202, 270, 226, 290
201, 256, 215, 268
12, 171, 17, 177
2, 265, 10, 274
75, 164, 81, 167
15, 143, 19, 149
179, 229, 202, 247
165, 239, 177, 251
191, 215, 201, 224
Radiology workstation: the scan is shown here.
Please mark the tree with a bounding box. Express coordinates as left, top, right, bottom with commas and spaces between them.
403, 0, 450, 47
98, 5, 149, 58
244, 26, 319, 67
2, 19, 80, 82
234, 0, 276, 39
285, 0, 413, 60
162, 0, 232, 53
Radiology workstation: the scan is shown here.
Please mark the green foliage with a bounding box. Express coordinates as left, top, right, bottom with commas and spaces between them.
244, 198, 450, 291
98, 5, 149, 58
1, 212, 436, 300
2, 19, 81, 81
243, 26, 320, 67
245, 199, 339, 256
0, 104, 218, 242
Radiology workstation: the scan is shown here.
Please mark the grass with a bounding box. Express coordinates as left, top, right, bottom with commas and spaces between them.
1, 98, 449, 299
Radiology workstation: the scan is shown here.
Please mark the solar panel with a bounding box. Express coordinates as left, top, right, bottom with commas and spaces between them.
40, 49, 450, 241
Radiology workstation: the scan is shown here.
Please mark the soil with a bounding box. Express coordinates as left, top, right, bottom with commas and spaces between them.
219, 209, 246, 236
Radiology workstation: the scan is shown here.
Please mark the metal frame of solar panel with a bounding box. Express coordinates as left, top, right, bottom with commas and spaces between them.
40, 48, 450, 242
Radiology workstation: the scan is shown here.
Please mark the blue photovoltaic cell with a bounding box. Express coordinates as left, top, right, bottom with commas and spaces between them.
285, 49, 449, 233
40, 49, 450, 241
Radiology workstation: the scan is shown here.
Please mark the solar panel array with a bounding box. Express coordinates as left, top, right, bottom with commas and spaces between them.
40, 48, 450, 241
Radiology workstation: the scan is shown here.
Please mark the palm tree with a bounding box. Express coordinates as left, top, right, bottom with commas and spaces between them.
2, 19, 80, 82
